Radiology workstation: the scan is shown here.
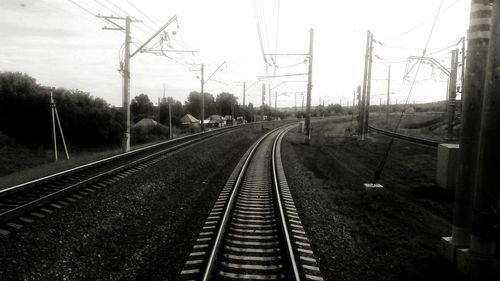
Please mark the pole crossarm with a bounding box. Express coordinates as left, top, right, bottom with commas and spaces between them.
264, 53, 309, 56
130, 15, 178, 58
258, 73, 308, 79
405, 55, 451, 77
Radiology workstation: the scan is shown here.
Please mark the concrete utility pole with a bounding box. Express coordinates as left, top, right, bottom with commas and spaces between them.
447, 49, 459, 140
97, 14, 178, 152
443, 0, 492, 265
363, 32, 374, 136
200, 63, 205, 131
294, 92, 297, 116
301, 93, 304, 114
168, 102, 172, 139
123, 16, 131, 152
386, 65, 391, 123
261, 83, 266, 128
305, 28, 314, 136
461, 36, 466, 94
243, 81, 246, 107
359, 30, 371, 135
274, 91, 278, 120
469, 1, 500, 279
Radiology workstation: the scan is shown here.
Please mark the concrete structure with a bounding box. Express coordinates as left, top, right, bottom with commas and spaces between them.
436, 144, 459, 190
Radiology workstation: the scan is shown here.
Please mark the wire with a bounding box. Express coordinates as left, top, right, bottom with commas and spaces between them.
372, 0, 445, 184
380, 0, 462, 42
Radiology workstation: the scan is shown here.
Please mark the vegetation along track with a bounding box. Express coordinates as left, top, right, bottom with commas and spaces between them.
368, 125, 440, 147
0, 124, 257, 235
180, 124, 323, 281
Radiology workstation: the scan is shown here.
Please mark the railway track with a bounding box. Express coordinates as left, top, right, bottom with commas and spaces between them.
0, 124, 258, 235
368, 125, 440, 147
180, 124, 323, 281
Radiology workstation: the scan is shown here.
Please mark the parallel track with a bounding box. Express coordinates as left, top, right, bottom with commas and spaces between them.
0, 124, 257, 232
368, 125, 440, 147
181, 124, 323, 281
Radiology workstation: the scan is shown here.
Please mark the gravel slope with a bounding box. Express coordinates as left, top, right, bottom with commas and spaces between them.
0, 125, 266, 281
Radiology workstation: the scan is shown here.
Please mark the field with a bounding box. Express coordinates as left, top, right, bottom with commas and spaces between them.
282, 118, 466, 281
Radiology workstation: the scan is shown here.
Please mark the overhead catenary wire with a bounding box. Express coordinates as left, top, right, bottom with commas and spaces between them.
372, 0, 445, 184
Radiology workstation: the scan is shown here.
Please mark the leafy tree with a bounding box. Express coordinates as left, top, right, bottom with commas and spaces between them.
130, 93, 154, 122
184, 91, 216, 120
159, 97, 184, 127
215, 92, 238, 117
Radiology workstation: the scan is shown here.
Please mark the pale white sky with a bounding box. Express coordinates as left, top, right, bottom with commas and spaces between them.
0, 0, 470, 107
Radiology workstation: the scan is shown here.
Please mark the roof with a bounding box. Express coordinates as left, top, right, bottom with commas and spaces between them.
132, 118, 158, 128
180, 114, 199, 124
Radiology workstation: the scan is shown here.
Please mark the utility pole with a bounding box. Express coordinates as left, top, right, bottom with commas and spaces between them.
123, 16, 131, 152
294, 92, 297, 116
97, 14, 178, 152
51, 92, 58, 161
158, 97, 161, 123
168, 101, 172, 139
447, 49, 459, 140
261, 83, 265, 128
274, 91, 278, 120
443, 0, 492, 271
359, 30, 371, 136
301, 93, 305, 114
386, 65, 391, 123
363, 32, 374, 136
470, 1, 500, 279
243, 81, 246, 107
305, 28, 314, 136
461, 36, 466, 94
200, 63, 205, 131
50, 92, 69, 161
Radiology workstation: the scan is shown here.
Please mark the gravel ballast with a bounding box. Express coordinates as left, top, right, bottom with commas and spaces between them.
0, 125, 266, 280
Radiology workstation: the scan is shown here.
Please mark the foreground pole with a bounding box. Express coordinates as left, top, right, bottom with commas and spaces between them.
201, 63, 205, 131
50, 92, 58, 161
469, 1, 500, 279
363, 33, 374, 136
443, 0, 492, 265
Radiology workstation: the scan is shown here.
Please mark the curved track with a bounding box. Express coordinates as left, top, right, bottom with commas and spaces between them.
368, 125, 440, 147
181, 124, 323, 281
0, 124, 256, 233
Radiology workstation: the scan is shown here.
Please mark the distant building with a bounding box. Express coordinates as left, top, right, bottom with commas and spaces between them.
207, 115, 223, 128
180, 114, 200, 128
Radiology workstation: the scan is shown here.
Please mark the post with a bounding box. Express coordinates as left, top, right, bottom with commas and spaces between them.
294, 92, 297, 116
168, 102, 172, 139
158, 97, 161, 123
444, 0, 492, 260
54, 106, 69, 160
461, 36, 466, 94
359, 30, 371, 135
201, 63, 205, 131
305, 28, 314, 136
275, 91, 278, 120
122, 16, 131, 153
50, 92, 58, 161
301, 94, 304, 113
243, 81, 246, 107
261, 83, 265, 128
386, 65, 391, 123
363, 33, 374, 136
447, 49, 459, 140
469, 1, 500, 279
269, 83, 272, 107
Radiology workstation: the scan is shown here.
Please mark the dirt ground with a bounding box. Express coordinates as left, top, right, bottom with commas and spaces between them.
282, 118, 467, 281
0, 125, 266, 281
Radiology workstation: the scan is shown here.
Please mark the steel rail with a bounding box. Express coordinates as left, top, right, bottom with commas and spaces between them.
0, 123, 255, 197
200, 126, 282, 281
272, 127, 301, 281
368, 125, 440, 147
